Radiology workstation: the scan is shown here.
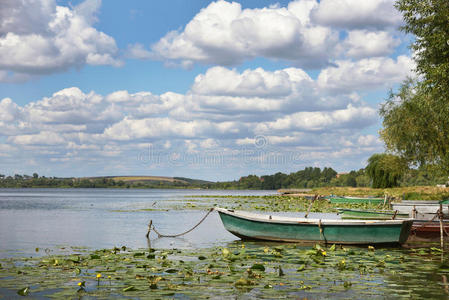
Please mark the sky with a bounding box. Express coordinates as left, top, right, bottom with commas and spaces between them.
0, 0, 415, 181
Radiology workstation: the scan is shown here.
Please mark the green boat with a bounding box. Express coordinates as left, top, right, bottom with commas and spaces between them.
326, 196, 384, 204
216, 208, 413, 245
337, 208, 409, 220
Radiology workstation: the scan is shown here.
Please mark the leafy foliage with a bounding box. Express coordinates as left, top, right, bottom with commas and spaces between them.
381, 0, 449, 171
365, 154, 407, 188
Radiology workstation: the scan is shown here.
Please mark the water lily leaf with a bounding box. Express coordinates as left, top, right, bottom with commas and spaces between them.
150, 283, 158, 289
90, 254, 101, 259
430, 247, 443, 253
17, 287, 30, 296
234, 278, 254, 286
250, 264, 265, 271
147, 254, 155, 259
69, 255, 80, 263
133, 252, 145, 257
165, 268, 178, 273
297, 264, 306, 272
122, 285, 137, 292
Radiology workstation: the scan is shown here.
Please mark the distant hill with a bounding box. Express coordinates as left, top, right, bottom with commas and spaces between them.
83, 175, 213, 186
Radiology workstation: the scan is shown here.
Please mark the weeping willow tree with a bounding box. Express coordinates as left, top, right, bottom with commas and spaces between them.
380, 0, 449, 172
365, 154, 408, 188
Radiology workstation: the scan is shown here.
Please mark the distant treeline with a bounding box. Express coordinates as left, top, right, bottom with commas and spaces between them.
203, 166, 447, 190
205, 167, 367, 190
0, 174, 193, 189
0, 166, 446, 189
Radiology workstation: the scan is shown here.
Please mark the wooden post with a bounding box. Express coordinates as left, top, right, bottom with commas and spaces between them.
304, 194, 318, 218
392, 210, 398, 220
439, 204, 444, 250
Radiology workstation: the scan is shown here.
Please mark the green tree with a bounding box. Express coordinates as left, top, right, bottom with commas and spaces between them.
381, 0, 449, 171
365, 154, 407, 188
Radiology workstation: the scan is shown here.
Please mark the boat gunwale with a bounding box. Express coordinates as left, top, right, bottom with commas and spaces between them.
214, 207, 414, 226
337, 208, 409, 216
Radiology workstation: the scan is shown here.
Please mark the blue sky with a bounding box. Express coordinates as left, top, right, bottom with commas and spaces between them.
0, 0, 414, 180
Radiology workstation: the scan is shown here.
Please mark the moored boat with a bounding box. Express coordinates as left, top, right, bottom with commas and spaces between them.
326, 196, 384, 204
409, 221, 449, 239
392, 201, 449, 214
337, 208, 409, 220
216, 207, 413, 245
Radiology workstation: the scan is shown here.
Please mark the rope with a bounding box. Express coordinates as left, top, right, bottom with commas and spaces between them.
147, 208, 215, 238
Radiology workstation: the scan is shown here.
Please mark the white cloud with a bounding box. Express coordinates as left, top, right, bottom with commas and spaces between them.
192, 66, 311, 98
1, 63, 391, 177
0, 98, 21, 122
126, 43, 152, 59
9, 131, 66, 145
339, 30, 400, 59
103, 118, 210, 140
150, 0, 338, 68
317, 56, 415, 92
357, 134, 382, 147
255, 104, 377, 133
189, 66, 356, 116
142, 0, 406, 69
0, 0, 121, 81
311, 0, 402, 29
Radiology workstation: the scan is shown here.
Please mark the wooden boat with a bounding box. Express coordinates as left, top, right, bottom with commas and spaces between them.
325, 196, 384, 204
410, 221, 449, 239
337, 208, 409, 220
215, 208, 413, 245
392, 201, 449, 214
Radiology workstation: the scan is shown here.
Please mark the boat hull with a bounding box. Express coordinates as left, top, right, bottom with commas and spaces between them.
411, 221, 449, 238
216, 208, 413, 245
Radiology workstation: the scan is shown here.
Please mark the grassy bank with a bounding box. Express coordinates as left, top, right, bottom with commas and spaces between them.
312, 186, 449, 201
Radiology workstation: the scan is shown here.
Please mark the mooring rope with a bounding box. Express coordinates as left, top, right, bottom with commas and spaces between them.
147, 207, 215, 238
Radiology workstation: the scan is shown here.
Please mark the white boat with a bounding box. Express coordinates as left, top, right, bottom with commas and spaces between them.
392, 200, 449, 215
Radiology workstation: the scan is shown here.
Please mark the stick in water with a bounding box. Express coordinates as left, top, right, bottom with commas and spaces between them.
304, 194, 318, 218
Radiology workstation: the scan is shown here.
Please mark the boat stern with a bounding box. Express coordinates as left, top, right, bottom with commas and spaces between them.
398, 219, 414, 244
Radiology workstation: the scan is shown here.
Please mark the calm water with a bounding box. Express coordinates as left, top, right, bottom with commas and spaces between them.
0, 188, 282, 257
2, 189, 449, 299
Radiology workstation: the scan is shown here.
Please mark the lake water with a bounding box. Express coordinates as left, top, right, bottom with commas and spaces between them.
0, 188, 283, 257
2, 188, 449, 299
